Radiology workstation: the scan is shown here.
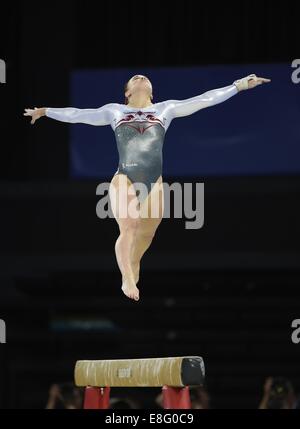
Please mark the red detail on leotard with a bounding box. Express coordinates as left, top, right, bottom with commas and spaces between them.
115, 111, 165, 131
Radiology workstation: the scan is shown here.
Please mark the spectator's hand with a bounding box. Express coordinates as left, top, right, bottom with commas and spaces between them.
258, 377, 273, 409
263, 377, 273, 394
45, 383, 62, 409
49, 383, 61, 399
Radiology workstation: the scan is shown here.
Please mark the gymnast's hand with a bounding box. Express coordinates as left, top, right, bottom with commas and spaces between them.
23, 107, 46, 124
234, 74, 271, 91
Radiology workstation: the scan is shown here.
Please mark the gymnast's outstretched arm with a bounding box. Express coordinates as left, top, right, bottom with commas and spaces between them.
166, 83, 239, 118
23, 103, 119, 125
166, 74, 271, 119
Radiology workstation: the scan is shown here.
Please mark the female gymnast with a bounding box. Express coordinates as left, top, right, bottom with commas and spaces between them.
24, 73, 270, 302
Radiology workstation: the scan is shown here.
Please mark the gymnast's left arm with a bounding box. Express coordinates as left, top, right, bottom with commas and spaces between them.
166, 74, 271, 119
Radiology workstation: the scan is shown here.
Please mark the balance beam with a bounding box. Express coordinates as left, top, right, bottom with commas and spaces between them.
74, 356, 205, 409
75, 356, 204, 387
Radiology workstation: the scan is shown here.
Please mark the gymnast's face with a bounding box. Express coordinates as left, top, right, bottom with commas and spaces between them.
125, 75, 153, 100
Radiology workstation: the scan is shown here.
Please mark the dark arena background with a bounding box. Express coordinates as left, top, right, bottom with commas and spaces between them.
1, 0, 300, 412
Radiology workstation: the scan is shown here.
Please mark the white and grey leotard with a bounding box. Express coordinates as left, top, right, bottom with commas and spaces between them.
46, 83, 238, 203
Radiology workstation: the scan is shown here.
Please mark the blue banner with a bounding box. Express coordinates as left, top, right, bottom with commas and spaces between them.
70, 64, 299, 179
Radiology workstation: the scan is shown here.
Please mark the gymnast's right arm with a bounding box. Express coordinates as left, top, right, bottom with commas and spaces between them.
23, 104, 117, 125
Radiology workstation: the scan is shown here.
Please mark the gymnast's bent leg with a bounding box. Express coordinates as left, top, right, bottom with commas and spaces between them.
109, 173, 141, 301
131, 176, 164, 284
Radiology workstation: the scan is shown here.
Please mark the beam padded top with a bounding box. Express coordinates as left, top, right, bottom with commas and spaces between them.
75, 356, 205, 387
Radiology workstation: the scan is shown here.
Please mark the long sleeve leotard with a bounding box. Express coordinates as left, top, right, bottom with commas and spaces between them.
46, 83, 238, 203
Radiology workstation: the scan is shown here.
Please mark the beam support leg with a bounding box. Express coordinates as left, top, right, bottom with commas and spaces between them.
162, 386, 191, 409
84, 386, 111, 409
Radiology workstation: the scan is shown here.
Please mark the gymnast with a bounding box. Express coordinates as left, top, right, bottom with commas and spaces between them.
24, 73, 271, 302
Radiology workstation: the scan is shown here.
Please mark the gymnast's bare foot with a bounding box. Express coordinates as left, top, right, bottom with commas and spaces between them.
121, 275, 140, 301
